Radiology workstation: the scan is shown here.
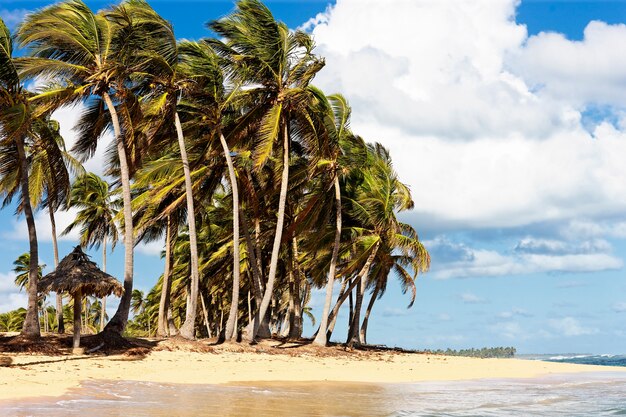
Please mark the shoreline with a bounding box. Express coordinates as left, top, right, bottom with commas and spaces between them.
1, 342, 625, 402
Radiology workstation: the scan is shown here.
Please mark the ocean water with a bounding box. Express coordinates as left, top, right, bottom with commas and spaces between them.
2, 372, 626, 416
545, 354, 626, 368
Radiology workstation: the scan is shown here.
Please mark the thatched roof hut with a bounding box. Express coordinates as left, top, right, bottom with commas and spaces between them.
39, 246, 123, 353
39, 246, 123, 298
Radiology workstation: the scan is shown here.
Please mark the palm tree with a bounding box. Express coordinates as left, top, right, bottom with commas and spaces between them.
210, 0, 324, 342
131, 289, 151, 335
13, 253, 45, 291
175, 40, 244, 341
0, 308, 27, 332
32, 119, 82, 334
310, 94, 363, 346
342, 143, 428, 346
0, 115, 82, 334
63, 172, 119, 331
12, 253, 46, 332
17, 0, 165, 335
117, 1, 201, 340
0, 17, 43, 338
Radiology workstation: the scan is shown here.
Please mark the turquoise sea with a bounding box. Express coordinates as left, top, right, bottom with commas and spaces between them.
545, 354, 626, 368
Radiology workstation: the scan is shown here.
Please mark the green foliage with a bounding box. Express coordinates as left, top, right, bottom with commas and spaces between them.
428, 347, 517, 359
0, 308, 27, 332
1, 0, 432, 344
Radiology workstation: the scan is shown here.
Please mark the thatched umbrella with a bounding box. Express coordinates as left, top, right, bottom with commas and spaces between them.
39, 246, 123, 353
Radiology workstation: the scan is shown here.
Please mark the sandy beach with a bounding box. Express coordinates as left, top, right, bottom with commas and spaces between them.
1, 338, 624, 402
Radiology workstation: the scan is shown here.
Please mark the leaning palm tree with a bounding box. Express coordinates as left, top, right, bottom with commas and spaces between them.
63, 172, 119, 331
17, 0, 165, 335
129, 4, 206, 339
343, 143, 426, 346
310, 94, 364, 346
176, 40, 244, 341
210, 0, 325, 341
0, 17, 43, 338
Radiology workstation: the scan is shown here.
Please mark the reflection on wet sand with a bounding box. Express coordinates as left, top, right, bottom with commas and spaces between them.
2, 373, 626, 417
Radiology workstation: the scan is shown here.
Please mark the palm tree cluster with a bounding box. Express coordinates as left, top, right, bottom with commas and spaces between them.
0, 0, 430, 346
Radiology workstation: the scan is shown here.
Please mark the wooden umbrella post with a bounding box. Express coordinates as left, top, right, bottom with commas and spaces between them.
73, 289, 84, 354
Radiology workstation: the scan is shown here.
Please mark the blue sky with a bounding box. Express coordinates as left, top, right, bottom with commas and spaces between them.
2, 0, 626, 354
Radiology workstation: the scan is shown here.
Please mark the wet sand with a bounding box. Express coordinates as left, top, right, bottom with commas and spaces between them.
3, 374, 626, 416
1, 344, 625, 402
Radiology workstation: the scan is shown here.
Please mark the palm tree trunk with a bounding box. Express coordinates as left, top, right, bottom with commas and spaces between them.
200, 293, 211, 338
240, 210, 267, 339
100, 237, 107, 332
102, 92, 134, 335
288, 238, 302, 340
221, 132, 241, 342
247, 291, 252, 325
283, 268, 295, 338
49, 206, 65, 334
313, 175, 342, 346
249, 124, 290, 342
360, 284, 379, 344
348, 288, 354, 328
167, 307, 178, 337
175, 112, 200, 340
347, 242, 379, 347
73, 290, 82, 350
158, 216, 175, 337
326, 278, 355, 340
16, 135, 40, 339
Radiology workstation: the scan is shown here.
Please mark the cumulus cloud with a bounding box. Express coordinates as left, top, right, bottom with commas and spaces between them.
309, 0, 626, 239
548, 317, 599, 337
510, 21, 626, 107
425, 235, 622, 279
514, 237, 611, 256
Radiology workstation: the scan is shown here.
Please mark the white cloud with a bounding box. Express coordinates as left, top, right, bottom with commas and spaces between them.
433, 247, 622, 279
561, 219, 626, 240
0, 9, 28, 29
51, 104, 113, 177
491, 321, 525, 340
4, 207, 81, 244
136, 238, 164, 257
0, 272, 27, 313
548, 317, 599, 337
511, 21, 626, 107
309, 0, 626, 235
514, 237, 611, 256
426, 235, 622, 279
459, 292, 487, 304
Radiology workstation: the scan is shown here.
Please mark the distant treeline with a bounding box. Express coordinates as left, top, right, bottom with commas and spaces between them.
427, 347, 516, 358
